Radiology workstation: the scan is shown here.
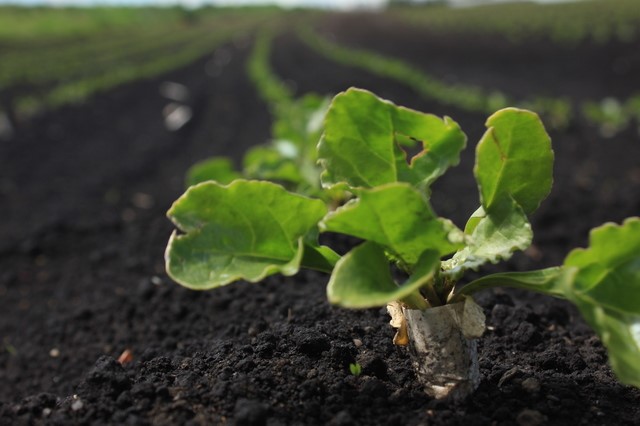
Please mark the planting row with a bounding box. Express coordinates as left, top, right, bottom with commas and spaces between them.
1, 25, 213, 90
0, 6, 186, 43
187, 29, 331, 201
298, 25, 640, 135
0, 8, 282, 121
6, 4, 638, 136
390, 0, 640, 46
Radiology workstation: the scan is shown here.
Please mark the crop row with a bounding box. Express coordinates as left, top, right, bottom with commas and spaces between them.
582, 96, 640, 137
0, 24, 214, 90
0, 6, 184, 43
246, 30, 296, 118
253, 27, 638, 139
0, 11, 278, 121
185, 28, 333, 201
390, 0, 640, 46
297, 26, 640, 135
296, 25, 572, 129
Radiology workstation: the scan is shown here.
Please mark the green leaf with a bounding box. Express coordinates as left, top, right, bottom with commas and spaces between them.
318, 88, 407, 188
166, 180, 327, 289
456, 217, 640, 389
393, 109, 467, 187
450, 109, 552, 274
318, 88, 466, 189
321, 182, 464, 267
243, 145, 303, 184
575, 305, 640, 388
301, 243, 341, 274
327, 242, 440, 308
240, 94, 330, 194
444, 198, 532, 274
475, 108, 553, 214
463, 205, 485, 235
273, 93, 329, 149
562, 217, 640, 388
452, 267, 565, 302
565, 218, 640, 310
185, 157, 242, 187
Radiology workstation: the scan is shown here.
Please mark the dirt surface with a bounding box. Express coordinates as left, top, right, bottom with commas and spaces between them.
1, 14, 640, 425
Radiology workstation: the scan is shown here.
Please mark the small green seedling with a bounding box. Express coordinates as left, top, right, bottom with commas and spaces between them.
166, 88, 640, 400
349, 363, 362, 377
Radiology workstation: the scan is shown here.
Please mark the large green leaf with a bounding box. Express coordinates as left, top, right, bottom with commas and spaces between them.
443, 198, 532, 274
185, 157, 242, 188
166, 180, 327, 289
327, 242, 440, 308
321, 182, 464, 267
475, 108, 553, 214
318, 88, 466, 189
562, 217, 640, 388
449, 109, 551, 274
564, 218, 640, 310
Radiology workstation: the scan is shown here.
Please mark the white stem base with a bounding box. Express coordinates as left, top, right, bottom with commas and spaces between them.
403, 300, 485, 401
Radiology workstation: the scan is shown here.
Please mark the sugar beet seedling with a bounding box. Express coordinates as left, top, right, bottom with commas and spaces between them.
165, 88, 640, 400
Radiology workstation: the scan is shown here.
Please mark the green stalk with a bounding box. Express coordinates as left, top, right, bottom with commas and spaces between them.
448, 267, 565, 304
421, 282, 442, 307
401, 290, 430, 310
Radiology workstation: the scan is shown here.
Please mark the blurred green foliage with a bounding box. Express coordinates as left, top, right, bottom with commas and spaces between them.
391, 0, 640, 45
0, 6, 281, 118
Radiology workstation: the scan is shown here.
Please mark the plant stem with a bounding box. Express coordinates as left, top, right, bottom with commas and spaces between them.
401, 290, 430, 310
449, 267, 565, 303
421, 282, 442, 307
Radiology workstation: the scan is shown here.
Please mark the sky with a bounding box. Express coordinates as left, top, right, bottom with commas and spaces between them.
0, 0, 578, 10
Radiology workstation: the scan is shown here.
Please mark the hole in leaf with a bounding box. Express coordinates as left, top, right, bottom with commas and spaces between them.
395, 133, 424, 165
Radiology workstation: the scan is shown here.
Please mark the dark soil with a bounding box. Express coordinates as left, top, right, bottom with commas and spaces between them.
1, 13, 640, 426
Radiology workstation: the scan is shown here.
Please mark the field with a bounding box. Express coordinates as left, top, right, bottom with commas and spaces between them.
1, 1, 640, 424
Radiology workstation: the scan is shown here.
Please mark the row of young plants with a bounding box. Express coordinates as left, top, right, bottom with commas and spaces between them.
390, 0, 640, 46
299, 25, 640, 135
0, 6, 283, 74
0, 13, 274, 120
582, 95, 640, 137
0, 24, 213, 90
165, 86, 640, 400
1, 25, 166, 69
296, 26, 572, 130
0, 5, 185, 43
